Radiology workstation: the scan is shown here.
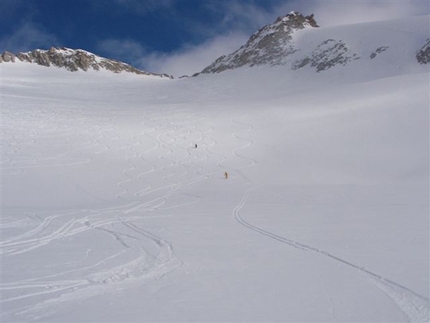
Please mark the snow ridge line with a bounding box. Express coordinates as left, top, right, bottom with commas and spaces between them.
233, 190, 429, 322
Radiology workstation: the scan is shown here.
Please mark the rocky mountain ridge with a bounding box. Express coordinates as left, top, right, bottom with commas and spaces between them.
199, 12, 319, 74
1, 13, 429, 78
0, 47, 172, 78
198, 12, 430, 75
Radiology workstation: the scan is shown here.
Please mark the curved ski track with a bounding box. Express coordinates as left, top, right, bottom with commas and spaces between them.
1, 109, 222, 321
2, 106, 428, 322
230, 117, 429, 322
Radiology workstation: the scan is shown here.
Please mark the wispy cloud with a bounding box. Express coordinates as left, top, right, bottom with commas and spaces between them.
97, 31, 248, 77
279, 0, 430, 27
0, 21, 59, 53
141, 32, 249, 77
134, 0, 430, 77
97, 38, 146, 62
130, 1, 281, 77
200, 0, 275, 34
3, 0, 428, 78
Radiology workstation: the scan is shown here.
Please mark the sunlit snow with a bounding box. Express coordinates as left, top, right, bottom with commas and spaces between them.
1, 16, 429, 322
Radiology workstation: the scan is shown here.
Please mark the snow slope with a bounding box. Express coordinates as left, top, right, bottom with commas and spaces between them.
1, 16, 429, 322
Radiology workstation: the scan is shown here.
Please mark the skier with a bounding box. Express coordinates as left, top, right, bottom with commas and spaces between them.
194, 143, 197, 148
224, 172, 228, 179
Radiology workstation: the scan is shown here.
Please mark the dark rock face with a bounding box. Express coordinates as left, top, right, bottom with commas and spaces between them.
292, 39, 360, 72
1, 47, 172, 78
200, 12, 319, 74
416, 39, 430, 64
370, 46, 389, 59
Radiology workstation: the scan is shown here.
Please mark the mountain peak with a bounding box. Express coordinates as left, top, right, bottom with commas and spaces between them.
0, 47, 172, 78
198, 13, 429, 76
199, 12, 319, 74
277, 11, 319, 28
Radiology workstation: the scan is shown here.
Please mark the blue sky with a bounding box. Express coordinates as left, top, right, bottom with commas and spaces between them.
1, 0, 428, 76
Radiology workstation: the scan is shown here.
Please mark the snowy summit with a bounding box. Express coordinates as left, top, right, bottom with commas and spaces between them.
200, 12, 319, 74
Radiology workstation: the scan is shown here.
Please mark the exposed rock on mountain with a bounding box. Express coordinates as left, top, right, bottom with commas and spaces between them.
0, 47, 172, 78
1, 51, 16, 63
200, 12, 319, 74
370, 46, 389, 59
199, 12, 428, 76
292, 39, 360, 72
416, 39, 430, 64
2, 14, 427, 78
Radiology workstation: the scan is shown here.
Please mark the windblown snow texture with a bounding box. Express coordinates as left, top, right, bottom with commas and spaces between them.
1, 14, 429, 323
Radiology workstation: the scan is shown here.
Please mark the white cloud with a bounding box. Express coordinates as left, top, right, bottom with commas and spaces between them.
98, 0, 430, 78
0, 22, 58, 53
202, 0, 274, 33
140, 32, 249, 77
97, 38, 146, 62
277, 0, 430, 27
98, 32, 248, 78
139, 0, 430, 77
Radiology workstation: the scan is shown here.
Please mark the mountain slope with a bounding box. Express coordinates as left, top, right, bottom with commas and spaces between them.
1, 14, 429, 323
200, 12, 319, 73
0, 47, 172, 78
200, 13, 430, 75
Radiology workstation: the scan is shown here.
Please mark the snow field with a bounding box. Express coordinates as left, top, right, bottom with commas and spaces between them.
1, 15, 429, 321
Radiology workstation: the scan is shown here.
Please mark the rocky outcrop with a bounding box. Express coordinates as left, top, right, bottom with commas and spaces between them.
370, 46, 389, 59
198, 12, 428, 76
200, 12, 319, 74
292, 39, 360, 72
198, 11, 365, 75
416, 39, 430, 64
0, 51, 16, 63
0, 47, 172, 78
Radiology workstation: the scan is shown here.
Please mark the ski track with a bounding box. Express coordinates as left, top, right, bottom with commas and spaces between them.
230, 116, 429, 323
234, 191, 430, 322
1, 109, 224, 321
3, 105, 428, 322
